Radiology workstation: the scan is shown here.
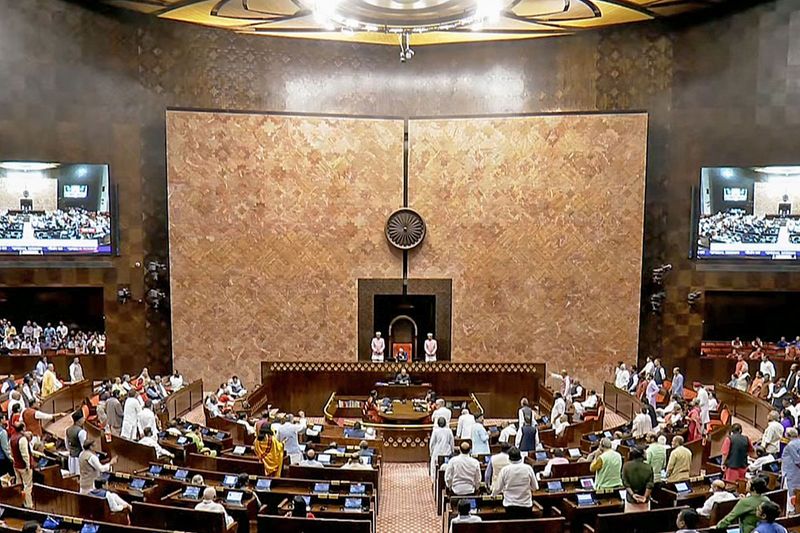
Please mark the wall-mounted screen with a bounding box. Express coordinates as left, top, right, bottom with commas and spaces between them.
0, 161, 112, 255
696, 166, 800, 260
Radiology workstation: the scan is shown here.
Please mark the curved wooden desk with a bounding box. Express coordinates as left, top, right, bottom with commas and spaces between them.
378, 400, 430, 424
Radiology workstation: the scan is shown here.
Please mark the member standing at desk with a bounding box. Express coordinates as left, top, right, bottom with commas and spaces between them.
491, 447, 538, 518
371, 332, 385, 363
456, 409, 475, 440
431, 399, 452, 429
470, 415, 490, 455
395, 368, 410, 385
424, 333, 438, 363
445, 442, 481, 495
429, 417, 454, 478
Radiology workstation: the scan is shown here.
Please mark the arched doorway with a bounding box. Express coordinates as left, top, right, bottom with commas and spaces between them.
389, 314, 417, 362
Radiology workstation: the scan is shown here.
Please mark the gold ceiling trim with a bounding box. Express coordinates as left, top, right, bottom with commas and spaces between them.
102, 0, 737, 45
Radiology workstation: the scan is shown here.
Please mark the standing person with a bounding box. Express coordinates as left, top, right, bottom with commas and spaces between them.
781, 427, 800, 513
10, 422, 33, 508
429, 417, 454, 479
455, 408, 475, 440
515, 416, 537, 453
470, 415, 490, 456
760, 354, 776, 381
370, 331, 385, 363
694, 382, 710, 432
105, 390, 123, 435
21, 400, 57, 447
666, 436, 692, 482
590, 438, 623, 489
671, 368, 685, 400
65, 411, 87, 475
517, 398, 534, 429
69, 357, 84, 382
253, 426, 284, 477
615, 363, 630, 389
78, 439, 117, 494
622, 447, 654, 512
120, 391, 141, 440
761, 411, 784, 455
0, 413, 14, 480
431, 399, 452, 428
40, 364, 62, 397
717, 476, 771, 533
645, 434, 668, 484
722, 423, 753, 483
550, 392, 566, 423
485, 442, 511, 490
652, 359, 666, 386
444, 442, 481, 495
277, 414, 303, 465
491, 447, 538, 518
137, 400, 158, 439
424, 333, 438, 363
631, 407, 653, 439
645, 375, 659, 408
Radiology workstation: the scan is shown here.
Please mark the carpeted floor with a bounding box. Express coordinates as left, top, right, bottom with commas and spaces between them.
378, 463, 441, 533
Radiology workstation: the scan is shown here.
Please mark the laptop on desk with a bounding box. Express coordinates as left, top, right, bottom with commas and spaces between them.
226, 491, 244, 505
576, 493, 596, 506
674, 482, 691, 494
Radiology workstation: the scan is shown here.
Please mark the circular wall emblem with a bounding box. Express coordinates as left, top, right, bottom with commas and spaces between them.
385, 208, 426, 250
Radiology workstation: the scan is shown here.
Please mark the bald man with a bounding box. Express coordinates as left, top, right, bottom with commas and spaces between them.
445, 442, 481, 495
696, 479, 736, 517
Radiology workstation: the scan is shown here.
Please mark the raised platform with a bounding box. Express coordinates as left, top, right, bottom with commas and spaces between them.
261, 361, 545, 419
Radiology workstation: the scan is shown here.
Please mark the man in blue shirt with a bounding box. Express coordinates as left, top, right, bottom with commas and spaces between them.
754, 500, 787, 533
782, 427, 800, 513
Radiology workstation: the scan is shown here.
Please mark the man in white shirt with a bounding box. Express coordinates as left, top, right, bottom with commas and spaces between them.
6, 391, 23, 420
34, 357, 47, 382
431, 399, 452, 429
491, 447, 538, 518
695, 479, 736, 517
498, 421, 517, 444
120, 392, 142, 440
1, 374, 16, 395
694, 382, 710, 428
89, 477, 132, 513
424, 333, 438, 363
69, 358, 84, 383
632, 407, 653, 439
550, 370, 571, 398
138, 427, 174, 460
56, 321, 68, 339
429, 417, 455, 478
195, 487, 234, 528
455, 409, 475, 440
760, 354, 776, 381
137, 401, 159, 440
573, 390, 598, 420
761, 410, 784, 455
370, 331, 385, 363
615, 363, 630, 389
299, 449, 324, 468
550, 393, 566, 424
748, 449, 775, 473
445, 442, 481, 495
169, 371, 184, 391
640, 356, 655, 378
450, 499, 482, 532
538, 447, 569, 480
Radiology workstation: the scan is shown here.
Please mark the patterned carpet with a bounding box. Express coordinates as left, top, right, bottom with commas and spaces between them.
378, 463, 440, 533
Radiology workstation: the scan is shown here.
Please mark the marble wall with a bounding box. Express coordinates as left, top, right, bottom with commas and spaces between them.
408, 115, 648, 386
166, 111, 403, 385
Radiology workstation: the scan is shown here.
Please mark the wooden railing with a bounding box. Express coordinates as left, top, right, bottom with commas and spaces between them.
602, 381, 644, 421
714, 384, 773, 431
163, 379, 203, 421
40, 379, 93, 415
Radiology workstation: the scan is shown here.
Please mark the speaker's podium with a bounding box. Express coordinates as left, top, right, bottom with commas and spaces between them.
391, 343, 411, 363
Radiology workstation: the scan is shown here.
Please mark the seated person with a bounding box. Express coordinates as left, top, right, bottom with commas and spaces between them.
195, 487, 234, 527
228, 375, 247, 398
299, 448, 324, 468
717, 476, 770, 533
696, 479, 736, 517
344, 421, 366, 439
754, 500, 787, 533
288, 495, 315, 519
538, 447, 569, 480
138, 427, 175, 460
748, 448, 775, 473
676, 509, 700, 533
236, 412, 256, 436
395, 347, 409, 363
341, 454, 373, 470
323, 441, 342, 455
89, 477, 133, 513
358, 440, 374, 456
450, 498, 482, 531
395, 368, 410, 385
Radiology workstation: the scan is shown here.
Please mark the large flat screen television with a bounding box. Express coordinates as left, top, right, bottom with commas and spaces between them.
0, 161, 112, 255
696, 166, 800, 261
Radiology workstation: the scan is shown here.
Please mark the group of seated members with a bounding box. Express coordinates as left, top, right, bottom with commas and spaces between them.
702, 337, 800, 360
0, 318, 106, 355
27, 207, 111, 242
698, 211, 782, 244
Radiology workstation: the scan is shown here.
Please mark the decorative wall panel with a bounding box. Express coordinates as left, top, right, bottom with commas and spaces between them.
408, 115, 648, 390
167, 111, 403, 386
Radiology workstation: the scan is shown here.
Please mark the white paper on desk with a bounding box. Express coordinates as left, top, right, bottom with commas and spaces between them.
306, 429, 320, 437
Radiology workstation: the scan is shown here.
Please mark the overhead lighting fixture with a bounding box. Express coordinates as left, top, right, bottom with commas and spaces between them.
0, 161, 60, 172
753, 166, 800, 176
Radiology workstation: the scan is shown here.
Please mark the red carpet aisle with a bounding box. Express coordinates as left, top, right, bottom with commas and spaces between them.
378, 463, 440, 533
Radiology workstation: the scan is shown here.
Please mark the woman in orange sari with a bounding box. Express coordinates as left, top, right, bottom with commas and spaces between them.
254, 426, 284, 477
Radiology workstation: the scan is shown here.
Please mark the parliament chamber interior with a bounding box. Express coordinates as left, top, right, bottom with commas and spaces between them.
2, 0, 800, 532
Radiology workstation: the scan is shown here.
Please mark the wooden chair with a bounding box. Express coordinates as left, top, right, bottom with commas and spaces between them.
130, 501, 234, 533
256, 514, 371, 533
585, 506, 688, 533
453, 517, 565, 533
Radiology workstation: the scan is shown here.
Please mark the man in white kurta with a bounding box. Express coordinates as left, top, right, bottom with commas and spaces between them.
456, 409, 476, 440
69, 358, 84, 383
137, 401, 158, 439
371, 332, 385, 363
431, 399, 452, 430
424, 333, 438, 363
695, 382, 710, 427
550, 394, 566, 424
550, 370, 571, 398
614, 363, 630, 389
120, 393, 142, 440
429, 417, 454, 478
